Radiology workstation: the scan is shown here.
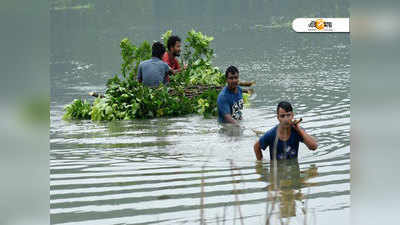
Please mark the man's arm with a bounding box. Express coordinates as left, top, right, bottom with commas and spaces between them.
167, 66, 174, 75
298, 128, 318, 150
218, 96, 238, 125
172, 60, 189, 74
171, 68, 180, 75
163, 55, 183, 75
292, 122, 318, 150
171, 66, 186, 75
223, 114, 239, 125
164, 65, 173, 84
254, 141, 263, 160
137, 65, 143, 83
172, 60, 186, 74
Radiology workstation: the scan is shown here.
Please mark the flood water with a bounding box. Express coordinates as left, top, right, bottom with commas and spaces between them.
50, 1, 350, 224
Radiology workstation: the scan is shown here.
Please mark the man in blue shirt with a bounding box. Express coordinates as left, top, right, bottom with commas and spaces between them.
137, 41, 171, 87
217, 66, 244, 125
253, 101, 318, 160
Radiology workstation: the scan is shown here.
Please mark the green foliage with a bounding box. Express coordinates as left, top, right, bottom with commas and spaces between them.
196, 88, 219, 117
161, 30, 172, 47
102, 78, 193, 120
63, 99, 92, 120
243, 93, 250, 107
183, 29, 214, 65
186, 61, 225, 86
176, 30, 225, 86
64, 30, 247, 121
120, 38, 151, 81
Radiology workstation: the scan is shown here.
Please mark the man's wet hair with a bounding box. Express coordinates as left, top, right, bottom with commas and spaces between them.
152, 41, 166, 59
225, 65, 239, 78
277, 101, 293, 114
167, 35, 181, 51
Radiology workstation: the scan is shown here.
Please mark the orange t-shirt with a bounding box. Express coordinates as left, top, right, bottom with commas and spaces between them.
162, 52, 180, 82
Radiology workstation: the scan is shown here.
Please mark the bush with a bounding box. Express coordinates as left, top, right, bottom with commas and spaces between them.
64, 30, 246, 121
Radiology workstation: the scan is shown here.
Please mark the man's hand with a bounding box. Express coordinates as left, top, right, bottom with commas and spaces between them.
223, 114, 239, 126
290, 118, 318, 151
290, 118, 303, 131
254, 141, 263, 160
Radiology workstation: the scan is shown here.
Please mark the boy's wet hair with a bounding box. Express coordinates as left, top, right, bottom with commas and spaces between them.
225, 65, 239, 78
152, 41, 166, 59
277, 101, 293, 113
167, 35, 181, 51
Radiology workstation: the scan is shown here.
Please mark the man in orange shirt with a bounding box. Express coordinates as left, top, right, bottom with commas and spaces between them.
162, 35, 185, 81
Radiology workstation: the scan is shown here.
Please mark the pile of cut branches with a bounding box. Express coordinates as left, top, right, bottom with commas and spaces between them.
63, 30, 254, 121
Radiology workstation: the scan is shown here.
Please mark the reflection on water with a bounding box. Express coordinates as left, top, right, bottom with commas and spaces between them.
218, 123, 245, 137
50, 0, 349, 224
255, 159, 319, 222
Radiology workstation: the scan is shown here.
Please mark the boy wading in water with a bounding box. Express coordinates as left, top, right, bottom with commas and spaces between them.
253, 101, 318, 160
217, 66, 244, 125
